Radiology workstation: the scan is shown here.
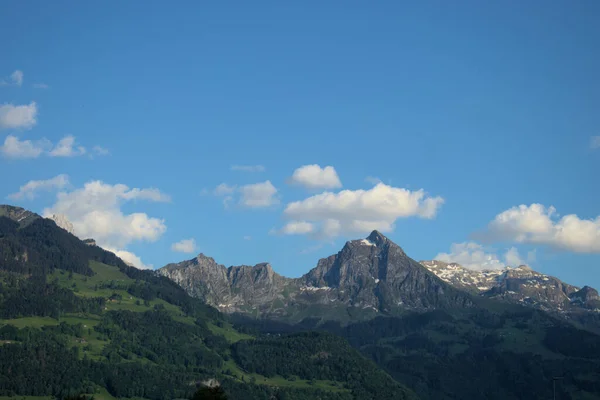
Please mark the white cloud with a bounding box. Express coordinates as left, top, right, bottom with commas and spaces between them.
8, 174, 70, 200
171, 238, 197, 254
504, 247, 525, 267
92, 145, 110, 156
479, 203, 600, 253
239, 180, 279, 208
33, 83, 49, 89
42, 180, 170, 252
1, 135, 104, 160
211, 181, 279, 209
231, 165, 266, 172
280, 221, 315, 235
106, 247, 153, 270
0, 70, 23, 86
0, 102, 38, 130
213, 183, 237, 196
0, 135, 50, 159
288, 164, 342, 190
10, 70, 23, 86
281, 182, 443, 238
434, 242, 530, 271
243, 235, 252, 241
591, 136, 600, 150
49, 135, 86, 157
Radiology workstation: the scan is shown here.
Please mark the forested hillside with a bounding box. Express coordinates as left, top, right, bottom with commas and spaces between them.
233, 307, 600, 400
0, 211, 416, 400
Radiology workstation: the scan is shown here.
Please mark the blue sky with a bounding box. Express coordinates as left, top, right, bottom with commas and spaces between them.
1, 1, 599, 289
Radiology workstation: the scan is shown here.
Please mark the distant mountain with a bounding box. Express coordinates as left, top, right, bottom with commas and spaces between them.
160, 231, 475, 323
420, 260, 600, 313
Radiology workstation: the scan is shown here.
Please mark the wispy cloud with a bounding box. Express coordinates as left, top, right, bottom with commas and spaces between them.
591, 136, 600, 150
92, 146, 110, 156
0, 70, 23, 87
230, 164, 266, 172
8, 174, 70, 200
1, 134, 106, 160
49, 135, 86, 157
33, 83, 49, 89
171, 238, 197, 254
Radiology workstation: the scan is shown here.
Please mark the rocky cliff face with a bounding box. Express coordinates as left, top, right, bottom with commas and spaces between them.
420, 260, 598, 313
48, 214, 76, 235
159, 231, 474, 322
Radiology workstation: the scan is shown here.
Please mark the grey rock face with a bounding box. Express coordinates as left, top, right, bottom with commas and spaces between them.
421, 260, 596, 313
570, 286, 600, 309
159, 231, 474, 322
48, 214, 76, 235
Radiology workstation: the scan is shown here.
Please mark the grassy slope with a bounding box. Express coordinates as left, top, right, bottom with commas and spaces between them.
1, 261, 351, 398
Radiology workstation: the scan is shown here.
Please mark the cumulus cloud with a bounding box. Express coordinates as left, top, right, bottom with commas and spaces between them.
171, 238, 197, 254
42, 181, 170, 262
39, 180, 170, 269
591, 136, 600, 150
8, 174, 70, 200
230, 165, 266, 172
434, 242, 529, 271
0, 70, 23, 86
239, 180, 279, 207
49, 135, 86, 157
280, 182, 443, 238
0, 135, 50, 158
288, 164, 342, 190
0, 102, 38, 130
478, 203, 600, 253
106, 248, 153, 270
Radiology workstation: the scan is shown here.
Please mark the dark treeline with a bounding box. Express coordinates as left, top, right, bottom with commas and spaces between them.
232, 331, 415, 400
232, 308, 600, 400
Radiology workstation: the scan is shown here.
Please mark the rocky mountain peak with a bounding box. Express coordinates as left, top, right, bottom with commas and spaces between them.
0, 205, 40, 227
570, 286, 600, 309
366, 230, 388, 246
193, 253, 219, 265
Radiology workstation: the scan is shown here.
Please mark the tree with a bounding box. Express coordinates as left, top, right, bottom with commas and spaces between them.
191, 386, 227, 400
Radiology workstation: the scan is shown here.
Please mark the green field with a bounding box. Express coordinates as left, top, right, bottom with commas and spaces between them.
222, 359, 349, 393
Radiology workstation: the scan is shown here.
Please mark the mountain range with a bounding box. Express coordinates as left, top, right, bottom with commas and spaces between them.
0, 204, 416, 400
3, 203, 600, 400
159, 230, 599, 326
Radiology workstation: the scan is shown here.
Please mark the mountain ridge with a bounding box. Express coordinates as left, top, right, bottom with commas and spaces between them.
159, 230, 476, 323
160, 231, 599, 325
420, 259, 600, 313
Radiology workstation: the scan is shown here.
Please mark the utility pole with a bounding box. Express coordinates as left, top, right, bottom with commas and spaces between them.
553, 376, 564, 400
